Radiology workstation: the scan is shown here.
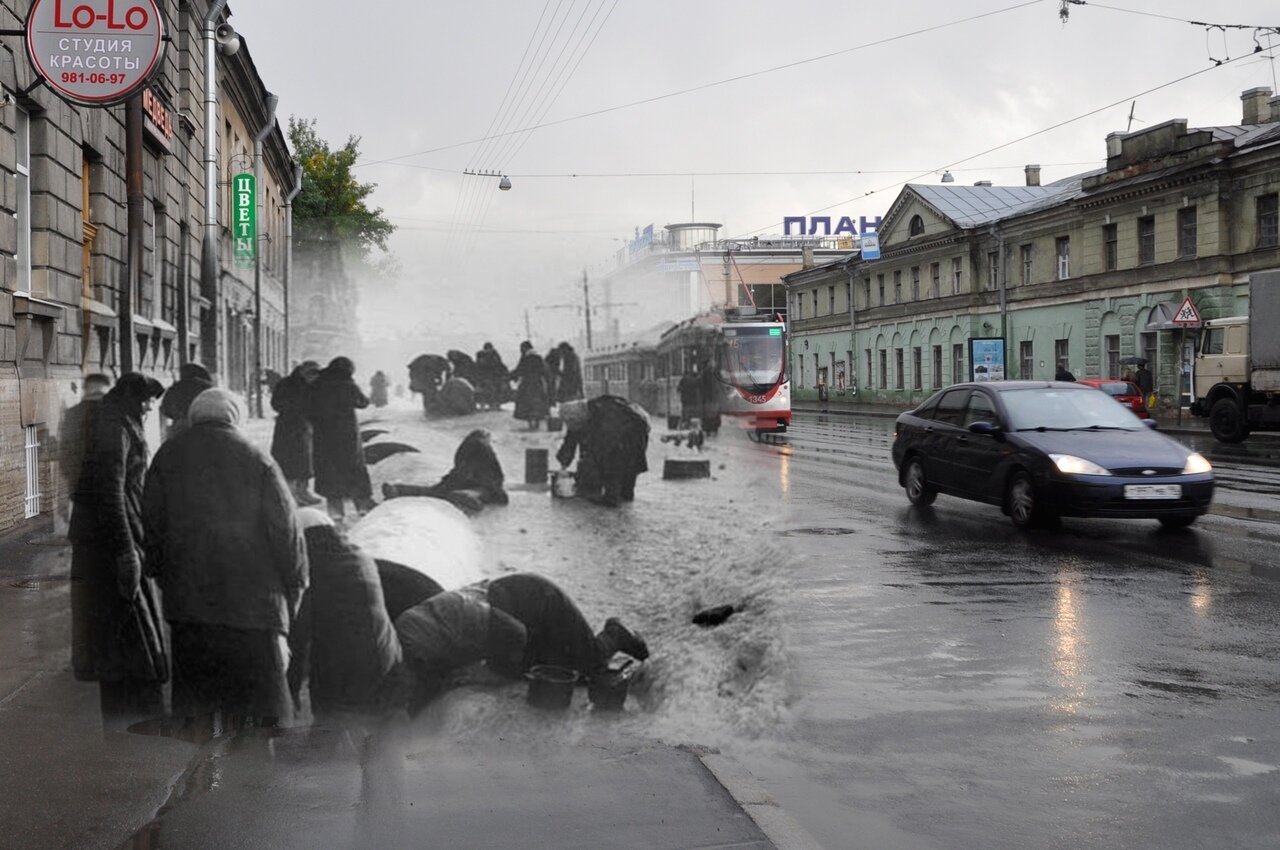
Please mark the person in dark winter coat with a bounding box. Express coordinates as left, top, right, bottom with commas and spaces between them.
271, 361, 321, 506
446, 350, 479, 385
408, 353, 451, 416
288, 509, 404, 718
143, 389, 308, 726
160, 362, 213, 438
474, 342, 510, 410
1054, 361, 1076, 382
698, 359, 722, 434
394, 572, 648, 711
1135, 362, 1154, 398
544, 345, 562, 404
369, 370, 390, 408
510, 341, 551, 429
556, 396, 650, 507
56, 373, 111, 533
309, 356, 375, 518
555, 342, 584, 403
69, 372, 168, 729
677, 368, 701, 426
382, 428, 509, 512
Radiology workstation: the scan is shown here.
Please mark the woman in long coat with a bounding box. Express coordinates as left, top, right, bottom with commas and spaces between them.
69, 372, 168, 728
510, 341, 551, 430
270, 361, 320, 506
555, 342, 584, 403
308, 356, 374, 518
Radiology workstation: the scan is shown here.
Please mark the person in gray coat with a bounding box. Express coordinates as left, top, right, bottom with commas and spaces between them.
143, 388, 308, 727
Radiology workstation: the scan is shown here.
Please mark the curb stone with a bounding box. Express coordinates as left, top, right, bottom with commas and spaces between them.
684, 745, 826, 850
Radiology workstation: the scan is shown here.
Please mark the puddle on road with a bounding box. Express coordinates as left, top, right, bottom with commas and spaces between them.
1129, 679, 1223, 699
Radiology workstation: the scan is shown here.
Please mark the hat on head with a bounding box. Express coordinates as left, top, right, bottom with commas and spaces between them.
188, 388, 243, 427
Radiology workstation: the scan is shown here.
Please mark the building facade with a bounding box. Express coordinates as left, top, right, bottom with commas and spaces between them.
786, 88, 1280, 411
0, 1, 293, 534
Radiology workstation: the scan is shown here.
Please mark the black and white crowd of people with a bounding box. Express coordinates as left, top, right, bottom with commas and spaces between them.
64, 349, 650, 735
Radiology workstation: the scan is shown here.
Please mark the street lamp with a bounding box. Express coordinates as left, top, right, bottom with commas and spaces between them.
940, 171, 955, 183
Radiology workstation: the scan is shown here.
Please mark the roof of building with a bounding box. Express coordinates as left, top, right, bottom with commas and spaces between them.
906, 183, 1078, 229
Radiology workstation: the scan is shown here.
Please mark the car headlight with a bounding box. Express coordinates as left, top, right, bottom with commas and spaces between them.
1183, 452, 1212, 474
1049, 454, 1112, 476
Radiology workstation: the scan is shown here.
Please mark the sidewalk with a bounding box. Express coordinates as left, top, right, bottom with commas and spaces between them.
0, 508, 816, 850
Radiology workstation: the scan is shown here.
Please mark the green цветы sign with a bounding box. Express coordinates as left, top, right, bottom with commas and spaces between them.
233, 172, 256, 269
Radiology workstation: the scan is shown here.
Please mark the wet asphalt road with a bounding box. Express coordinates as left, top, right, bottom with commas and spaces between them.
736, 412, 1280, 850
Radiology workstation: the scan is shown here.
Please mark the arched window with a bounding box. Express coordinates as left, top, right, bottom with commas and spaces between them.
909, 215, 925, 237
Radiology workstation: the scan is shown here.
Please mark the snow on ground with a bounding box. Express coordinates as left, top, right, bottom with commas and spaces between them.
247, 396, 793, 755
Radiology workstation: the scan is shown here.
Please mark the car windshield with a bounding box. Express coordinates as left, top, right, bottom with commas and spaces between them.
1002, 387, 1144, 431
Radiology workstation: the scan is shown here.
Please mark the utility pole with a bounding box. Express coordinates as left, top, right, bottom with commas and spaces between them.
582, 269, 593, 350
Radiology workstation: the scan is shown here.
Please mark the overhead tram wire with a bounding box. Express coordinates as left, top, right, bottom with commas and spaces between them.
1062, 0, 1279, 32
356, 0, 1049, 169
727, 51, 1256, 241
452, 0, 595, 263
462, 0, 619, 257
444, 0, 554, 257
459, 0, 602, 256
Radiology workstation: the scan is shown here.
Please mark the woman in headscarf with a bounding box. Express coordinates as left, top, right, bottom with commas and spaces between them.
143, 388, 308, 727
270, 361, 321, 506
474, 342, 510, 410
159, 362, 213, 438
555, 342, 584, 403
308, 356, 375, 518
69, 372, 168, 729
510, 341, 551, 430
556, 396, 650, 507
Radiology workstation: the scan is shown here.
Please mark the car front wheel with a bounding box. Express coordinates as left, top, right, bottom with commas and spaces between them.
1006, 470, 1046, 529
903, 458, 937, 506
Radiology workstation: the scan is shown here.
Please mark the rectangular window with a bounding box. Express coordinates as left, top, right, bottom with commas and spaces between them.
952, 343, 964, 385
951, 257, 962, 294
1019, 340, 1034, 380
911, 266, 920, 301
1138, 216, 1155, 264
15, 106, 31, 293
931, 345, 943, 388
24, 425, 41, 518
987, 251, 999, 290
863, 277, 871, 308
793, 294, 802, 320
930, 262, 940, 298
865, 349, 872, 388
1104, 334, 1120, 379
895, 348, 904, 389
1140, 332, 1156, 370
912, 346, 922, 390
877, 274, 885, 306
1056, 236, 1070, 280
1055, 338, 1070, 376
828, 285, 835, 314
878, 349, 887, 389
1020, 244, 1032, 285
843, 282, 850, 314
1258, 193, 1278, 248
811, 290, 818, 315
1103, 223, 1118, 271
1177, 207, 1197, 258
893, 271, 901, 304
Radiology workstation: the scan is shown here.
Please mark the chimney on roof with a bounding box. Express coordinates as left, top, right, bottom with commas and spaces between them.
1105, 132, 1124, 158
974, 180, 992, 187
1271, 96, 1280, 123
1025, 164, 1041, 187
1242, 87, 1273, 125
802, 246, 814, 269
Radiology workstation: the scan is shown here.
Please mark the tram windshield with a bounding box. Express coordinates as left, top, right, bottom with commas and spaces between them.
716, 325, 786, 393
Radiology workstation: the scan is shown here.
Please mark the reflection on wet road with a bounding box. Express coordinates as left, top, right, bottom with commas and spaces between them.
738, 412, 1280, 850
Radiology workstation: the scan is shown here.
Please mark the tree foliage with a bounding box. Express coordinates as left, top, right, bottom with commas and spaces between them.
289, 117, 394, 254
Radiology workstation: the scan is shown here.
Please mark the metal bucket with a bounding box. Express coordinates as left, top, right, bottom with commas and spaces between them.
549, 469, 576, 499
588, 660, 635, 712
526, 664, 577, 710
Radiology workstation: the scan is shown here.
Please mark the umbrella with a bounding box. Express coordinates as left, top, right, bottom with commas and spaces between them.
1119, 356, 1148, 366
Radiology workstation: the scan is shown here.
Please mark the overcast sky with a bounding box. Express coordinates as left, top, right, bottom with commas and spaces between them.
228, 0, 1279, 368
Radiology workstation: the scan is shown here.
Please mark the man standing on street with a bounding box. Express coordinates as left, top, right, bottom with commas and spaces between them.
1135, 361, 1154, 407
56, 372, 111, 536
143, 388, 308, 728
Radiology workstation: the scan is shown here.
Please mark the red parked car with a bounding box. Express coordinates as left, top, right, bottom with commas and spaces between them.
1076, 378, 1150, 419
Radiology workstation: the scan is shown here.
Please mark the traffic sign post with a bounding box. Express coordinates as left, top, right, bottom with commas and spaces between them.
1171, 296, 1200, 427
1172, 296, 1201, 326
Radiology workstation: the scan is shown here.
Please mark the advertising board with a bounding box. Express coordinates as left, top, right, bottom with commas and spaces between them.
25, 0, 166, 106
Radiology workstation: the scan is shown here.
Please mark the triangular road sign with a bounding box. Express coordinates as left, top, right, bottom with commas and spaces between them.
1172, 296, 1200, 325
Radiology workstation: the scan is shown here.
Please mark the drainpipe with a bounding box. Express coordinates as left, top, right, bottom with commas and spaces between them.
989, 224, 1007, 351
200, 0, 229, 374
284, 161, 302, 367
123, 94, 143, 372
252, 93, 278, 419
845, 261, 857, 395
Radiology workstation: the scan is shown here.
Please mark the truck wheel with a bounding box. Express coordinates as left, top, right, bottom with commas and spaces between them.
1209, 398, 1249, 443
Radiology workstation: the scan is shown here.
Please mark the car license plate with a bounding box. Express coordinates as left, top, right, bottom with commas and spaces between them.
1124, 484, 1181, 500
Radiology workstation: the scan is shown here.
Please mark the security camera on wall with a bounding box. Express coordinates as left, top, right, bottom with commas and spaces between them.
216, 23, 241, 57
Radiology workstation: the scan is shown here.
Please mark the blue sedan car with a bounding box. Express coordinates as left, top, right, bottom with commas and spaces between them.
890, 382, 1214, 529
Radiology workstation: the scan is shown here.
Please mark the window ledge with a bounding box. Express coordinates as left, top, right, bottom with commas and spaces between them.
13, 293, 62, 321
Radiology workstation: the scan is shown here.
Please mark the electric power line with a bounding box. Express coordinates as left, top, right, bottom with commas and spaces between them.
728, 50, 1254, 240
356, 0, 1049, 169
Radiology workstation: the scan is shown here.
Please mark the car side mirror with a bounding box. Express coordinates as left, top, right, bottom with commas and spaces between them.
968, 421, 1003, 438
1143, 419, 1159, 430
